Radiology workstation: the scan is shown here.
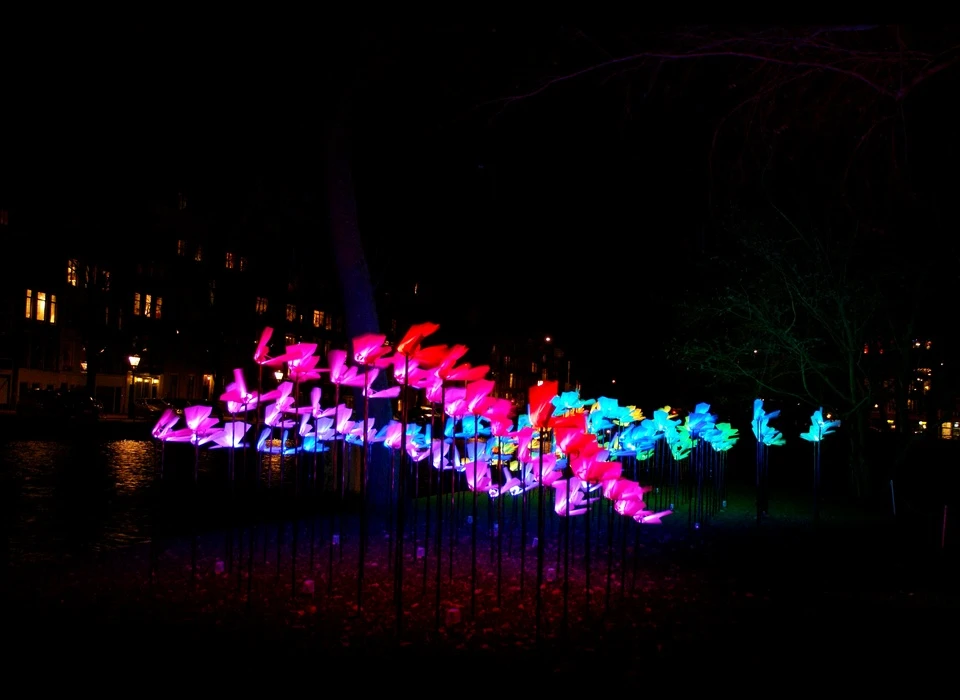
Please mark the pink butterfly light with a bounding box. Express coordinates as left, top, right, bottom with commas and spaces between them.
253, 327, 299, 368
321, 349, 368, 388
151, 408, 180, 440
381, 421, 403, 450
533, 452, 563, 486
352, 333, 391, 367
285, 343, 321, 381
357, 368, 401, 399
297, 387, 336, 420
210, 422, 252, 449
552, 477, 598, 516
220, 368, 263, 416
464, 459, 494, 493
165, 404, 221, 445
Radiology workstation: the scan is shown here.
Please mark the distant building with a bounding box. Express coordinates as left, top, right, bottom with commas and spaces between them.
866, 337, 959, 439
2, 193, 581, 421
486, 334, 578, 413
1, 193, 357, 414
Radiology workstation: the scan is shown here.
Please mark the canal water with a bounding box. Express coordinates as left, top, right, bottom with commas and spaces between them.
1, 438, 166, 564
0, 431, 384, 567
0, 436, 329, 566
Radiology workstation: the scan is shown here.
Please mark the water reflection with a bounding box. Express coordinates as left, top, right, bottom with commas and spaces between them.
2, 438, 158, 564
1, 436, 359, 565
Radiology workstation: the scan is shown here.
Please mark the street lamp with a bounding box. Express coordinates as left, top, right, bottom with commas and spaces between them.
274, 369, 283, 382
128, 354, 141, 418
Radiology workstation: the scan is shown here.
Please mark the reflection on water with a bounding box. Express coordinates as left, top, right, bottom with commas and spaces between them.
1, 437, 349, 565
1, 439, 160, 564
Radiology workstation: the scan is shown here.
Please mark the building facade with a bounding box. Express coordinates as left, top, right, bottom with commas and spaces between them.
2, 196, 580, 420
1, 194, 355, 415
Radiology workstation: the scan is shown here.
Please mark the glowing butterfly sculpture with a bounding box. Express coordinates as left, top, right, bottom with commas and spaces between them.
752, 398, 786, 523
210, 421, 252, 449
703, 422, 739, 452
551, 390, 595, 415
752, 399, 786, 447
683, 403, 717, 439
618, 418, 660, 460
800, 408, 841, 442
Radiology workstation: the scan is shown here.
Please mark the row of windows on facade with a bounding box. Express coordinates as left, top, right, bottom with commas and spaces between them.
256, 298, 341, 330
176, 240, 248, 270
131, 291, 345, 332
67, 259, 111, 290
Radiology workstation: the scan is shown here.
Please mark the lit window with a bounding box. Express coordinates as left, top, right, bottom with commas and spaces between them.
67, 259, 78, 286
133, 292, 141, 315
49, 295, 56, 324
325, 315, 332, 330
542, 369, 548, 380
225, 252, 235, 269
508, 373, 515, 389
37, 292, 46, 322
255, 296, 268, 314
144, 294, 152, 317
286, 304, 297, 322
531, 362, 537, 373
25, 289, 32, 319
313, 309, 323, 327
103, 270, 111, 292
194, 245, 203, 262
177, 240, 186, 256
239, 257, 247, 271
154, 297, 162, 319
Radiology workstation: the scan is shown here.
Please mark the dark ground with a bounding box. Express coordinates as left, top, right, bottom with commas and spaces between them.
2, 476, 957, 686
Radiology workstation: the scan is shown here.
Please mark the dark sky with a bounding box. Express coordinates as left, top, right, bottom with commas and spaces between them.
7, 23, 960, 405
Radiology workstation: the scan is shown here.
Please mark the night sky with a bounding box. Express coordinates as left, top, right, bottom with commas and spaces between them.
7, 24, 960, 405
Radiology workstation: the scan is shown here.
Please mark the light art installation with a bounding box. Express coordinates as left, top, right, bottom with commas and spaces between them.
752, 398, 785, 524
147, 322, 822, 644
800, 407, 841, 522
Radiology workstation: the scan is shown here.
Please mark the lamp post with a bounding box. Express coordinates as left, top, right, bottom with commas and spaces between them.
128, 354, 141, 418
274, 369, 283, 382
